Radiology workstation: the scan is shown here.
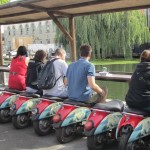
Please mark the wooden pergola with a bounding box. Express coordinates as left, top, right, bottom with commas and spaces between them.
0, 0, 150, 65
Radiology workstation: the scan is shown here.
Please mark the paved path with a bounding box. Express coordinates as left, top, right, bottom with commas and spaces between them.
0, 123, 117, 150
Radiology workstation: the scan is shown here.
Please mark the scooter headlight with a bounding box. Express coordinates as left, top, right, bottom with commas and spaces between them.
10, 104, 16, 110
32, 108, 38, 115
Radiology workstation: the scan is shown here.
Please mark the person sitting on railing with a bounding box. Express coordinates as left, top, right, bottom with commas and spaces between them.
26, 50, 47, 95
65, 44, 108, 103
8, 46, 30, 91
126, 50, 150, 111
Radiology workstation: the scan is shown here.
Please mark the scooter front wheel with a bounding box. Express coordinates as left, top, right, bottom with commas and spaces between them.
56, 126, 76, 143
12, 114, 30, 129
127, 140, 150, 150
33, 119, 53, 136
87, 135, 105, 150
118, 130, 132, 150
0, 109, 11, 123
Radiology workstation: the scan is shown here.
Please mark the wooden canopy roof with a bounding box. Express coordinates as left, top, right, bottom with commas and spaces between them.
0, 0, 150, 25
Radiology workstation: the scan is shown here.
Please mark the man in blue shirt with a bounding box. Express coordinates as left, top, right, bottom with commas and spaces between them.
65, 44, 107, 103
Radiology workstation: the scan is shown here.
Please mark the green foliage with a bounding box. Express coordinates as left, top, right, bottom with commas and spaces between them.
55, 10, 150, 59
0, 0, 9, 5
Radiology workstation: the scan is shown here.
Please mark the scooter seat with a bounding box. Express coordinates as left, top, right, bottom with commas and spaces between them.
63, 100, 94, 107
42, 95, 68, 102
20, 92, 40, 98
4, 88, 25, 94
123, 106, 150, 116
93, 100, 124, 112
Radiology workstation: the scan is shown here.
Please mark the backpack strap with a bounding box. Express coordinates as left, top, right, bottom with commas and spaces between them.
49, 58, 62, 82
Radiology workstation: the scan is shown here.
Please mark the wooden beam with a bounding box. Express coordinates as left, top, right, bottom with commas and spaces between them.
72, 4, 150, 17
49, 0, 121, 11
0, 26, 3, 65
47, 12, 73, 42
69, 16, 76, 61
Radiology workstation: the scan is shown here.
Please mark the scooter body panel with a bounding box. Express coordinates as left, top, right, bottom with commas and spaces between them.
16, 98, 40, 115
39, 102, 63, 120
94, 112, 122, 135
61, 107, 91, 127
128, 117, 150, 143
0, 92, 15, 105
116, 113, 144, 139
0, 94, 18, 109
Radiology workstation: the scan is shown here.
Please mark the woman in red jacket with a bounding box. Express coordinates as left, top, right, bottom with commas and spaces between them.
8, 46, 30, 91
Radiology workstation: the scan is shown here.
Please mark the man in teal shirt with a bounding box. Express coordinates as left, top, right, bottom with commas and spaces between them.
65, 44, 107, 103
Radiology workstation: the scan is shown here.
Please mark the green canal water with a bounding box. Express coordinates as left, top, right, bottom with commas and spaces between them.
95, 64, 137, 100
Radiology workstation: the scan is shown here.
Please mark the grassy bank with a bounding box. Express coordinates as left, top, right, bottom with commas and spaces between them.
67, 58, 139, 65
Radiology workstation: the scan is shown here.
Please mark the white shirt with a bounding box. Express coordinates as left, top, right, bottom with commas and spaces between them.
43, 59, 68, 97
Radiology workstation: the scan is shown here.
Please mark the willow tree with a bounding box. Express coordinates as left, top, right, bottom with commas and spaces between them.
0, 0, 9, 5
55, 10, 150, 59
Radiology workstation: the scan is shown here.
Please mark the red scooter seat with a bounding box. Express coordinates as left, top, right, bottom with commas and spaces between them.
93, 100, 124, 112
123, 106, 149, 116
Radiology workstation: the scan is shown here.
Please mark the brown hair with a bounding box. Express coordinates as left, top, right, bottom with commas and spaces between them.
34, 50, 47, 63
80, 44, 92, 57
54, 48, 66, 56
140, 50, 150, 62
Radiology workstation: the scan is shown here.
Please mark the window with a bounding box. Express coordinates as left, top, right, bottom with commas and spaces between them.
25, 24, 29, 35
31, 23, 35, 34
7, 27, 11, 36
12, 26, 16, 36
45, 21, 50, 32
20, 24, 23, 35
38, 22, 42, 34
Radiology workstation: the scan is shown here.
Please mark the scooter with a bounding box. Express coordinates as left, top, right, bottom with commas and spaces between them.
116, 106, 149, 150
31, 96, 64, 136
0, 89, 24, 123
84, 100, 124, 150
10, 93, 40, 129
126, 117, 150, 150
53, 100, 94, 143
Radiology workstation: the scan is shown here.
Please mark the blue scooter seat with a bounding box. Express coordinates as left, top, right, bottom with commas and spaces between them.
93, 100, 124, 112
123, 106, 150, 116
63, 100, 94, 107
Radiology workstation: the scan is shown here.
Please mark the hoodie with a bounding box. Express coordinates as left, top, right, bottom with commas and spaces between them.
126, 62, 150, 108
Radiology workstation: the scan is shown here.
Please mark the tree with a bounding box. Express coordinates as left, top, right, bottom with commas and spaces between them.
55, 10, 150, 59
0, 0, 9, 5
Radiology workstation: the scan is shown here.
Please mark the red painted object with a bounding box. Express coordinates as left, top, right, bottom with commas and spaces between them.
85, 109, 109, 130
0, 92, 15, 104
35, 99, 54, 114
14, 96, 30, 110
54, 104, 77, 122
117, 113, 145, 136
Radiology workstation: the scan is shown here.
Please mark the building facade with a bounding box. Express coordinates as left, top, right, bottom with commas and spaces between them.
3, 20, 56, 52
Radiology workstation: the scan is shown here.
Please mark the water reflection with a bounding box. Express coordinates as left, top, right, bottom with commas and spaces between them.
95, 64, 137, 100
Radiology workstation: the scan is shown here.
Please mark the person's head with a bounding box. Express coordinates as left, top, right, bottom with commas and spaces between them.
140, 50, 150, 62
34, 50, 47, 63
54, 48, 66, 61
80, 44, 92, 60
14, 46, 28, 58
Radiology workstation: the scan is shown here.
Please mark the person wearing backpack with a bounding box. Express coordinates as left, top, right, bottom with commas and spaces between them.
42, 48, 68, 97
26, 50, 47, 95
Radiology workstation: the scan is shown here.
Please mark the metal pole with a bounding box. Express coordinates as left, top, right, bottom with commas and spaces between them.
0, 25, 3, 65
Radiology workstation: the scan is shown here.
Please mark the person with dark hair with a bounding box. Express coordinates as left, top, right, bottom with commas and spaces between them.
43, 48, 68, 97
8, 46, 30, 91
126, 50, 150, 110
65, 44, 107, 103
26, 50, 47, 95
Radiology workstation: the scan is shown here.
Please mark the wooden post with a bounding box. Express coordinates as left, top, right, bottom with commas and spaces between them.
69, 16, 76, 61
0, 25, 3, 66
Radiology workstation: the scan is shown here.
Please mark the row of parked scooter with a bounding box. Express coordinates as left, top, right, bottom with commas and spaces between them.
0, 88, 149, 150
